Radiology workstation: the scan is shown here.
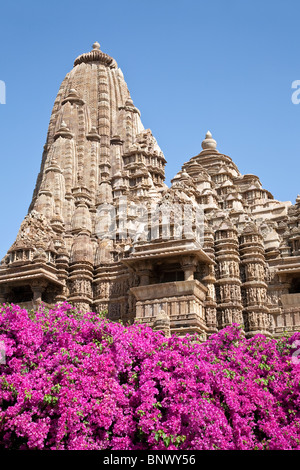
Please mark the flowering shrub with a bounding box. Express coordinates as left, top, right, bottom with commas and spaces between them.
0, 302, 300, 450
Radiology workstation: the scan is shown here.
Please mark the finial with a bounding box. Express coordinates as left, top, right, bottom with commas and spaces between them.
74, 42, 117, 68
201, 130, 217, 150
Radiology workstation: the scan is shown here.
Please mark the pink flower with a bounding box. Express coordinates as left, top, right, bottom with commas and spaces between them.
0, 303, 300, 450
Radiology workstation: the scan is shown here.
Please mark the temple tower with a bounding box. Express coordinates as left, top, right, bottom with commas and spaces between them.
0, 42, 165, 315
0, 43, 299, 338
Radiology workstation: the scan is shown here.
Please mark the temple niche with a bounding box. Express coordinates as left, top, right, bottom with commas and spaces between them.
0, 42, 299, 339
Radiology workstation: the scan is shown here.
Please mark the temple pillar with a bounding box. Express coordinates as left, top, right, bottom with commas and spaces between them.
239, 224, 271, 337
181, 256, 197, 281
31, 281, 48, 304
137, 261, 152, 286
215, 221, 244, 330
0, 286, 10, 304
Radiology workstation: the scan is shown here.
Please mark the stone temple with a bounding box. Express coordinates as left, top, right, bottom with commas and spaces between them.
1, 42, 300, 339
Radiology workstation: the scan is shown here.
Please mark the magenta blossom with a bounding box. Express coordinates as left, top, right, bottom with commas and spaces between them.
0, 302, 300, 450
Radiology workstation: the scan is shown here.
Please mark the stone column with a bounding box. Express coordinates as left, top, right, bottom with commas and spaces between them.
69, 231, 94, 313
137, 261, 152, 286
215, 221, 243, 330
0, 286, 10, 304
55, 248, 69, 302
239, 224, 271, 337
202, 265, 218, 335
31, 281, 48, 304
181, 256, 197, 281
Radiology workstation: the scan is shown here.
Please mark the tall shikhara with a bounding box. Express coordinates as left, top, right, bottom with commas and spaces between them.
1, 43, 300, 338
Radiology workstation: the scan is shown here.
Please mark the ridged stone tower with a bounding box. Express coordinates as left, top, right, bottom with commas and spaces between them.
1, 42, 300, 339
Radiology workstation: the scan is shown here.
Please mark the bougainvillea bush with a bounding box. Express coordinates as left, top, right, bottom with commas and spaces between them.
0, 302, 300, 450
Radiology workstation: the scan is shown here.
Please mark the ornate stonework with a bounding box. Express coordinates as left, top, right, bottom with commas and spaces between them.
1, 43, 300, 339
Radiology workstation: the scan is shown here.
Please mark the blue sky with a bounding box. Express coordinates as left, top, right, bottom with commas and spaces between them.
0, 0, 299, 259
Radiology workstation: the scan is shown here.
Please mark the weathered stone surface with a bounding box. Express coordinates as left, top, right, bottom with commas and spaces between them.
1, 43, 299, 338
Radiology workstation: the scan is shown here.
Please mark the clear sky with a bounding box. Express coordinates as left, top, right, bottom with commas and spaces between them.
0, 0, 299, 259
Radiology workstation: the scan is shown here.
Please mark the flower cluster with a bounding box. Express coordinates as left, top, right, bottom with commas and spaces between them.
0, 302, 300, 450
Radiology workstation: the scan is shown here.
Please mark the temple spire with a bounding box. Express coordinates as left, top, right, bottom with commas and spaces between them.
0, 42, 299, 341
92, 41, 101, 50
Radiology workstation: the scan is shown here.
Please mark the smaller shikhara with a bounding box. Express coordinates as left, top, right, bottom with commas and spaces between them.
0, 302, 300, 450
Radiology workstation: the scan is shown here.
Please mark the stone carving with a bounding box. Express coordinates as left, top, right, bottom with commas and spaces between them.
69, 279, 92, 297
0, 42, 299, 339
108, 303, 121, 319
94, 282, 110, 298
73, 302, 91, 313
205, 308, 217, 325
153, 310, 171, 337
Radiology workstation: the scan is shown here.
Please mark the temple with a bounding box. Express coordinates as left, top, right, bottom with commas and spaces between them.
0, 42, 300, 339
